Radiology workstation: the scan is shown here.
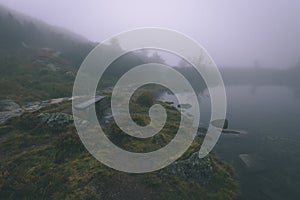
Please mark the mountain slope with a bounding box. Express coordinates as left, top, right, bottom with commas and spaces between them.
0, 97, 239, 200
0, 4, 94, 66
0, 5, 95, 102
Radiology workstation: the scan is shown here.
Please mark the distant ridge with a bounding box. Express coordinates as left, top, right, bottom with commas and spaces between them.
0, 4, 95, 67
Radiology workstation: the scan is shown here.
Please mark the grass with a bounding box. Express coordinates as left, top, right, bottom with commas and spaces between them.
0, 98, 239, 199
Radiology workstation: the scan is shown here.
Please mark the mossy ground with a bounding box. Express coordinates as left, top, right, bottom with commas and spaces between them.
0, 99, 239, 199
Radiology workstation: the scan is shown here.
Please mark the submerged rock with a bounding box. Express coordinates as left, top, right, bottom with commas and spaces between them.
239, 154, 266, 173
222, 129, 247, 135
161, 152, 213, 184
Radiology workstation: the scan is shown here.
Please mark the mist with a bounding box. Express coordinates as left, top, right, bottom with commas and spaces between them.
0, 0, 299, 69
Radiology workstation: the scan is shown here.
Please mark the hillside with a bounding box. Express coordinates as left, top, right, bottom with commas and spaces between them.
0, 95, 239, 199
0, 4, 239, 199
0, 5, 94, 103
0, 5, 94, 66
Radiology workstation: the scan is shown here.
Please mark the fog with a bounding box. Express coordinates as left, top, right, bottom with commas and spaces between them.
0, 0, 299, 68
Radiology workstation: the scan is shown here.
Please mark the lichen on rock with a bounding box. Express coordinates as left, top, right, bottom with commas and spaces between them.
38, 112, 74, 128
160, 152, 213, 184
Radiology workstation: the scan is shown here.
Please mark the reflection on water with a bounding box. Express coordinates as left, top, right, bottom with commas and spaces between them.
160, 85, 300, 200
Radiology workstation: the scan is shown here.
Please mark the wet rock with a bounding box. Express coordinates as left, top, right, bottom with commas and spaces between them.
160, 152, 213, 184
177, 103, 192, 109
222, 129, 247, 135
239, 154, 266, 173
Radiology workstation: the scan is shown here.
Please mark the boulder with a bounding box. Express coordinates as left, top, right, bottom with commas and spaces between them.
38, 112, 89, 128
38, 112, 74, 128
0, 100, 23, 125
160, 152, 213, 184
0, 100, 20, 112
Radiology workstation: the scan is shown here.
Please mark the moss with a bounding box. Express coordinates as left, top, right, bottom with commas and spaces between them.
0, 125, 13, 137
0, 99, 239, 199
135, 91, 154, 107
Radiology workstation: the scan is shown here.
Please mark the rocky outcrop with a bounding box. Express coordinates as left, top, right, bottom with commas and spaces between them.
0, 100, 21, 112
160, 152, 213, 184
38, 113, 74, 128
0, 100, 23, 125
38, 112, 89, 129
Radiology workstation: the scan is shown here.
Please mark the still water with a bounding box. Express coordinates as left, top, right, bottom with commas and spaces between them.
160, 85, 300, 200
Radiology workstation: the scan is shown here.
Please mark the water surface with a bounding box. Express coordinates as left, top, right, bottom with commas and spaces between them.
160, 85, 300, 200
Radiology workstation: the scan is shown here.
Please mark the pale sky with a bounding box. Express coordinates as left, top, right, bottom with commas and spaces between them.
0, 0, 300, 68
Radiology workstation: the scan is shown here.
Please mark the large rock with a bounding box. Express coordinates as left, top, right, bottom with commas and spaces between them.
0, 100, 23, 125
0, 111, 23, 125
160, 152, 213, 184
38, 112, 89, 128
0, 100, 20, 112
38, 113, 74, 128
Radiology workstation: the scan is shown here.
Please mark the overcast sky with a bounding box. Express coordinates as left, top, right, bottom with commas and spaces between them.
0, 0, 299, 68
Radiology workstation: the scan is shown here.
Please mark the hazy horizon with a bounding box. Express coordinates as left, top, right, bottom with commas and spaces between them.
0, 0, 299, 69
